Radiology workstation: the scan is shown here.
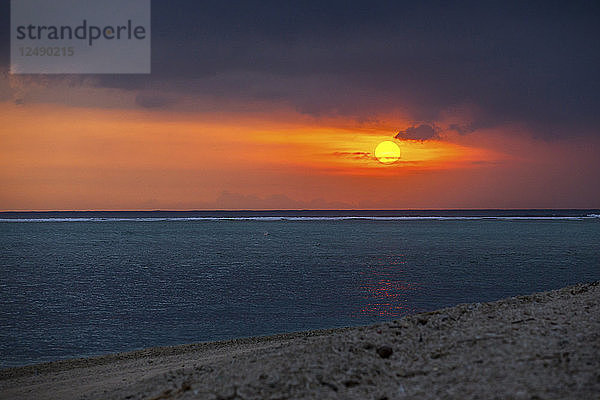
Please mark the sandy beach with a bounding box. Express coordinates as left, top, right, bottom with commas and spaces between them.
1, 281, 598, 399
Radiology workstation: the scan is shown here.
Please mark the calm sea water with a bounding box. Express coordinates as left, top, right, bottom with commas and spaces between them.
1, 210, 599, 368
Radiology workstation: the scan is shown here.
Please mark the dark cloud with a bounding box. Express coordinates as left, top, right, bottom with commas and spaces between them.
332, 151, 373, 160
448, 124, 476, 135
135, 91, 179, 109
1, 1, 599, 138
395, 124, 440, 141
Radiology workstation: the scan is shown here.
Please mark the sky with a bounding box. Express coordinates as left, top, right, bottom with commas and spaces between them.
1, 0, 599, 210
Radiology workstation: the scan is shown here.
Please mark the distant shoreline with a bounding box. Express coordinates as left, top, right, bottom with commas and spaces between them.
1, 208, 599, 220
1, 281, 598, 399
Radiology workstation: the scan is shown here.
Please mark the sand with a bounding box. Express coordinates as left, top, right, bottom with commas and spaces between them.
1, 282, 599, 399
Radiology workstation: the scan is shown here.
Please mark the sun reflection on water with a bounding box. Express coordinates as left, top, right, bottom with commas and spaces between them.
358, 254, 418, 318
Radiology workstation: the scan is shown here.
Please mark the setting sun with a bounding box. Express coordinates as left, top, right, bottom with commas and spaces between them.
374, 141, 401, 164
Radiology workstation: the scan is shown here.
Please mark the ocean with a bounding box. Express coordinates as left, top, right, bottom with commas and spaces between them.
1, 210, 599, 368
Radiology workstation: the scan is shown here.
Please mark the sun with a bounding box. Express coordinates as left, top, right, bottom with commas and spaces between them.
374, 141, 401, 164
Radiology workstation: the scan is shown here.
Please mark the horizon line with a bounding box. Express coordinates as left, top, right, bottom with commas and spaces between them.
1, 208, 599, 213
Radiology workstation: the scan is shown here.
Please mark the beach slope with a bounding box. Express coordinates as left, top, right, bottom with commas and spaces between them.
1, 282, 598, 399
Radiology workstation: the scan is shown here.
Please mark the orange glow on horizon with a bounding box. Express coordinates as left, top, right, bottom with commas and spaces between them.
0, 101, 511, 210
